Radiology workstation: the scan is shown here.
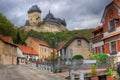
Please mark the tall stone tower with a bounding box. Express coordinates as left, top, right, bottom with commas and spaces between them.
27, 5, 41, 26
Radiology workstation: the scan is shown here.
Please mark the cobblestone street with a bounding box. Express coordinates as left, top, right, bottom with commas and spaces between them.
0, 65, 66, 80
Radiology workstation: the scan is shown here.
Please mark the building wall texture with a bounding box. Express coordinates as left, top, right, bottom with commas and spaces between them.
0, 40, 17, 65
67, 39, 89, 59
25, 37, 51, 60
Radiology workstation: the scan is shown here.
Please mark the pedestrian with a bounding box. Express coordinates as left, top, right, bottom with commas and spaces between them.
117, 62, 120, 76
36, 59, 39, 67
17, 57, 19, 65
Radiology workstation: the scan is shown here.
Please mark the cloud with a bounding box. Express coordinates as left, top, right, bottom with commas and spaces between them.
0, 0, 112, 29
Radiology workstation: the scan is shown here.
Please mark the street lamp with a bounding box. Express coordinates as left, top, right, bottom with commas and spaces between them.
52, 33, 55, 73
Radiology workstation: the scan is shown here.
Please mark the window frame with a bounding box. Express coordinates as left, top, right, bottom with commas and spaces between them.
95, 47, 97, 54
77, 39, 81, 46
108, 19, 116, 32
110, 41, 117, 55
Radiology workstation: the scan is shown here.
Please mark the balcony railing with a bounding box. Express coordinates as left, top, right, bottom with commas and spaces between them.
110, 51, 117, 55
92, 34, 103, 42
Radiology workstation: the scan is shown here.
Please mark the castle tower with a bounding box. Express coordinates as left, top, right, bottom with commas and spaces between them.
28, 5, 41, 26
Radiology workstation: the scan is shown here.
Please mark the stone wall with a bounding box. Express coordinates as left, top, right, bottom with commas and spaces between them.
22, 22, 67, 32
106, 56, 120, 68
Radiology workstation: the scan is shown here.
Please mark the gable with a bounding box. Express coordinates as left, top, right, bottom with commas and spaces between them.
101, 2, 120, 23
67, 39, 89, 49
61, 36, 89, 49
114, 0, 120, 7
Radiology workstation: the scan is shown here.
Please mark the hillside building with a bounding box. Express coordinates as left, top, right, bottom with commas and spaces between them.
25, 37, 52, 60
58, 35, 90, 60
0, 35, 17, 65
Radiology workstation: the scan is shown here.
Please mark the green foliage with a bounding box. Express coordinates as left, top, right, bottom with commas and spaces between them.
28, 29, 94, 47
91, 64, 97, 77
72, 55, 84, 60
89, 53, 108, 63
13, 30, 26, 45
45, 55, 60, 61
0, 13, 16, 37
107, 68, 114, 76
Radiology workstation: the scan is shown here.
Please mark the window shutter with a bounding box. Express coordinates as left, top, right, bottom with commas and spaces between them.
70, 49, 73, 59
66, 49, 69, 60
98, 46, 101, 53
104, 43, 110, 54
62, 49, 64, 60
117, 40, 120, 52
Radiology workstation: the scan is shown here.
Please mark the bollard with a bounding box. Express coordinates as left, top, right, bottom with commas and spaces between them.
70, 70, 74, 80
45, 65, 47, 71
79, 71, 84, 80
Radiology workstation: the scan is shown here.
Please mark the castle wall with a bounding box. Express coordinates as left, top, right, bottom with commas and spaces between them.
23, 22, 67, 32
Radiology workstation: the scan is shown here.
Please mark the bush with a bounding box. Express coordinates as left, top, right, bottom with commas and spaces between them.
45, 55, 60, 61
91, 64, 97, 77
107, 68, 114, 76
72, 55, 84, 60
89, 53, 108, 63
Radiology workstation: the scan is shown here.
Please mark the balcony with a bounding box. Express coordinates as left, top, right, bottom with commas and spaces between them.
110, 51, 117, 55
92, 34, 103, 43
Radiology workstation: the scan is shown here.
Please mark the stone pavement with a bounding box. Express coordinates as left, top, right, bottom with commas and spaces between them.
0, 65, 66, 80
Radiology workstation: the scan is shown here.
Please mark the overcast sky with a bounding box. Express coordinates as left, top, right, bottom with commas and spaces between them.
0, 0, 112, 30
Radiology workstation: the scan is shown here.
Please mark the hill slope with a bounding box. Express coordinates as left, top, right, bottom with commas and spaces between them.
28, 28, 94, 47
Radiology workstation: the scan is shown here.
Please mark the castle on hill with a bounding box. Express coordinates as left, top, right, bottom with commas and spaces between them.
22, 5, 67, 32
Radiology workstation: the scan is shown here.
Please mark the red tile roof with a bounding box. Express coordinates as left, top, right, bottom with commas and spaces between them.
30, 37, 50, 47
17, 45, 38, 56
0, 35, 16, 47
0, 35, 12, 43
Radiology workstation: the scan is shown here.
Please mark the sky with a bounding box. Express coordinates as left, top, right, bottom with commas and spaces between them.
0, 0, 112, 30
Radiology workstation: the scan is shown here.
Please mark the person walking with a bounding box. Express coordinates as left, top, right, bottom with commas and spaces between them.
117, 62, 120, 76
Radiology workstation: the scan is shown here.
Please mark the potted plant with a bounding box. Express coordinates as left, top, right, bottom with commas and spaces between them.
91, 64, 98, 80
106, 68, 114, 80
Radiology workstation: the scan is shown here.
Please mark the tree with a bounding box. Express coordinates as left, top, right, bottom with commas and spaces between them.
0, 13, 16, 37
13, 30, 26, 45
72, 55, 84, 60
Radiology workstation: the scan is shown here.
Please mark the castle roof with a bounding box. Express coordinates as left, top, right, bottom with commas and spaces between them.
25, 20, 30, 26
43, 11, 66, 26
28, 5, 41, 13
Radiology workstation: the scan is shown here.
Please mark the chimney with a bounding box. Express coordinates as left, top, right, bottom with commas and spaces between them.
114, 0, 120, 7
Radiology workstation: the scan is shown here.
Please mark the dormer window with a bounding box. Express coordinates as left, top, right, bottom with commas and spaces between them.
108, 20, 115, 32
77, 39, 81, 45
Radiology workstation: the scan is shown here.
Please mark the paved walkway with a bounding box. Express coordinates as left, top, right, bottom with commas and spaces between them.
0, 65, 66, 80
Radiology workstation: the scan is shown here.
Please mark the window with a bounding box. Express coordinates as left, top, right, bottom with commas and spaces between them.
95, 47, 97, 54
111, 41, 117, 55
101, 45, 104, 53
77, 40, 81, 45
108, 20, 115, 32
45, 48, 46, 52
